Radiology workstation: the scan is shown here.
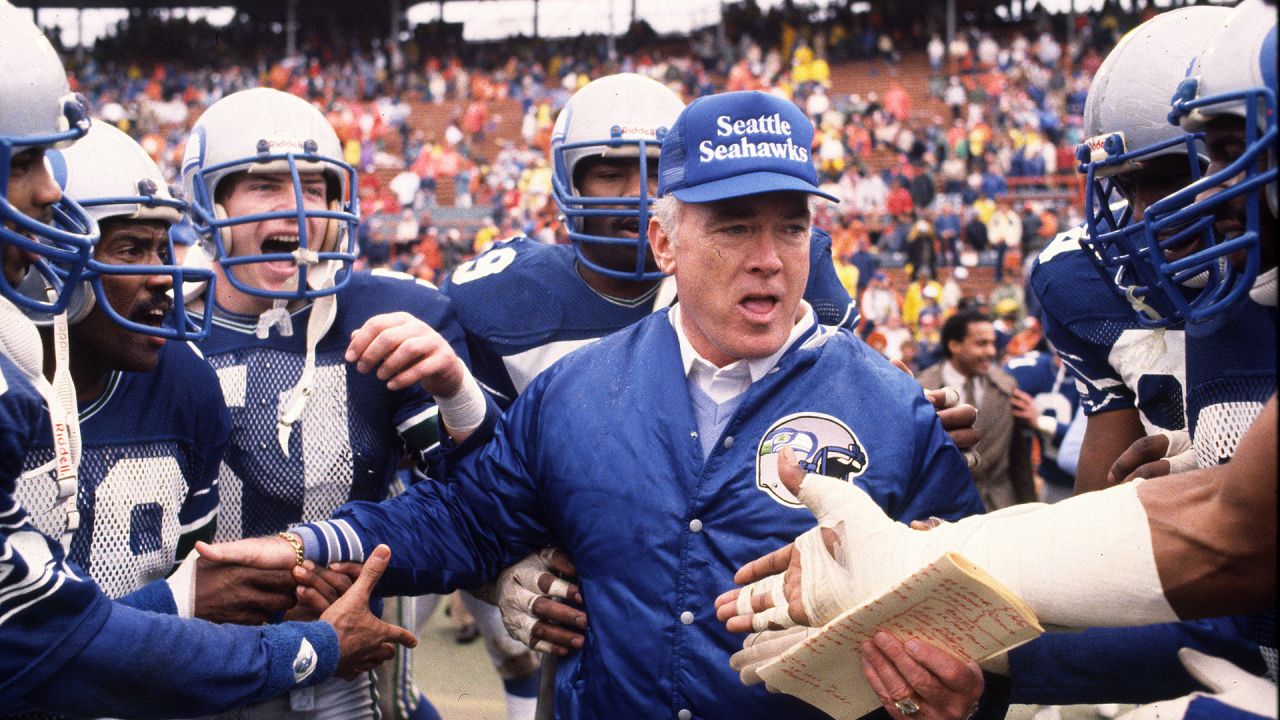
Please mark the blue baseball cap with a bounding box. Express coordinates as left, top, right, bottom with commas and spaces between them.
657, 91, 839, 203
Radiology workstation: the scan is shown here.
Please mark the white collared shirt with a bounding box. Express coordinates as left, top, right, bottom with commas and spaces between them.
941, 359, 984, 408
670, 301, 816, 405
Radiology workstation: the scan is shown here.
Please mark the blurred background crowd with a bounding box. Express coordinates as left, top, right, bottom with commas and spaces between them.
42, 0, 1161, 375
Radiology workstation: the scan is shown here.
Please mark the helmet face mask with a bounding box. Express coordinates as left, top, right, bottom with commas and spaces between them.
0, 3, 99, 315
1140, 83, 1276, 325
1079, 132, 1213, 327
553, 137, 661, 281
550, 74, 685, 284
1130, 0, 1277, 326
182, 89, 360, 303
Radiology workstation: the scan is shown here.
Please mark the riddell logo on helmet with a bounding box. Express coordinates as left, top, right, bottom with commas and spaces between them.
615, 124, 662, 138
257, 138, 308, 152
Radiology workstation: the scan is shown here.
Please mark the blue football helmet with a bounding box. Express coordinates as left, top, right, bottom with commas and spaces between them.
0, 2, 98, 315
551, 74, 685, 282
181, 88, 358, 301
1073, 6, 1227, 328
1137, 0, 1277, 325
49, 122, 215, 340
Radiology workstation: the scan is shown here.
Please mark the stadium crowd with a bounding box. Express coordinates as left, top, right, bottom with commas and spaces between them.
47, 0, 1150, 365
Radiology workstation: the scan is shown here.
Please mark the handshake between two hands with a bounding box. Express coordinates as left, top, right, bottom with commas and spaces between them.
194, 539, 417, 680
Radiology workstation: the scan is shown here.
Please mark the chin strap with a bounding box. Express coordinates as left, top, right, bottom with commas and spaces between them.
0, 294, 44, 380
1122, 284, 1165, 325
275, 291, 338, 456
1249, 267, 1277, 307
1117, 284, 1171, 372
13, 291, 83, 550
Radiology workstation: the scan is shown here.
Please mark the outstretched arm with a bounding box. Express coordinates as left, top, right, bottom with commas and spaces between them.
717, 396, 1277, 631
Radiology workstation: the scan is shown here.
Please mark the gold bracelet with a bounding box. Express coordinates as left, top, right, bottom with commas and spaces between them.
277, 531, 305, 567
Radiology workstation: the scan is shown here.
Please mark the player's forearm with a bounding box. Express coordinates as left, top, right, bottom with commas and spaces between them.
21, 602, 337, 718
1074, 408, 1145, 494
295, 478, 499, 594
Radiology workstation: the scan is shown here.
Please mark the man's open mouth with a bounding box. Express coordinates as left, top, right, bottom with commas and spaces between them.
261, 234, 301, 255
740, 294, 780, 318
132, 300, 172, 328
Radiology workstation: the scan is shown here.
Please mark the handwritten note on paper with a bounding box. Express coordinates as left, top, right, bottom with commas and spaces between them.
755, 553, 1042, 720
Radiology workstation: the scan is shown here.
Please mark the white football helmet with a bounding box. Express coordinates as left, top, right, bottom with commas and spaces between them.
49, 121, 215, 339
550, 74, 685, 281
0, 0, 97, 314
1073, 5, 1227, 327
181, 88, 358, 300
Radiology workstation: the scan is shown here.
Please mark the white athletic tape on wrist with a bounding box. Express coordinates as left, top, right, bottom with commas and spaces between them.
789, 472, 1179, 628
436, 373, 486, 433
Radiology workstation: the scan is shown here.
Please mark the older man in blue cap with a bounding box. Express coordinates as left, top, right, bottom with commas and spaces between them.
201, 91, 986, 720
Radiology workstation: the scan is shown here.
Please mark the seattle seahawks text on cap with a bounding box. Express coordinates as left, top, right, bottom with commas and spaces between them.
657, 90, 839, 203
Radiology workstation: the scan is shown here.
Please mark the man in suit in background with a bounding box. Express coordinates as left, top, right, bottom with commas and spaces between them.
918, 310, 1035, 509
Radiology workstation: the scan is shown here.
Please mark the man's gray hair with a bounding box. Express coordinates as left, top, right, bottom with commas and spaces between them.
652, 195, 685, 246
651, 193, 824, 248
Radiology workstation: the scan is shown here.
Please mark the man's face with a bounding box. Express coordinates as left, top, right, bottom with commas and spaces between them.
72, 219, 173, 372
1196, 115, 1276, 272
1115, 153, 1204, 222
216, 171, 329, 313
3, 147, 63, 287
948, 320, 996, 377
650, 191, 811, 367
574, 156, 660, 276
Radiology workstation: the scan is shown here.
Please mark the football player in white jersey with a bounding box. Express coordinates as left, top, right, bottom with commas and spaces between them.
181, 87, 479, 720
0, 3, 414, 715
